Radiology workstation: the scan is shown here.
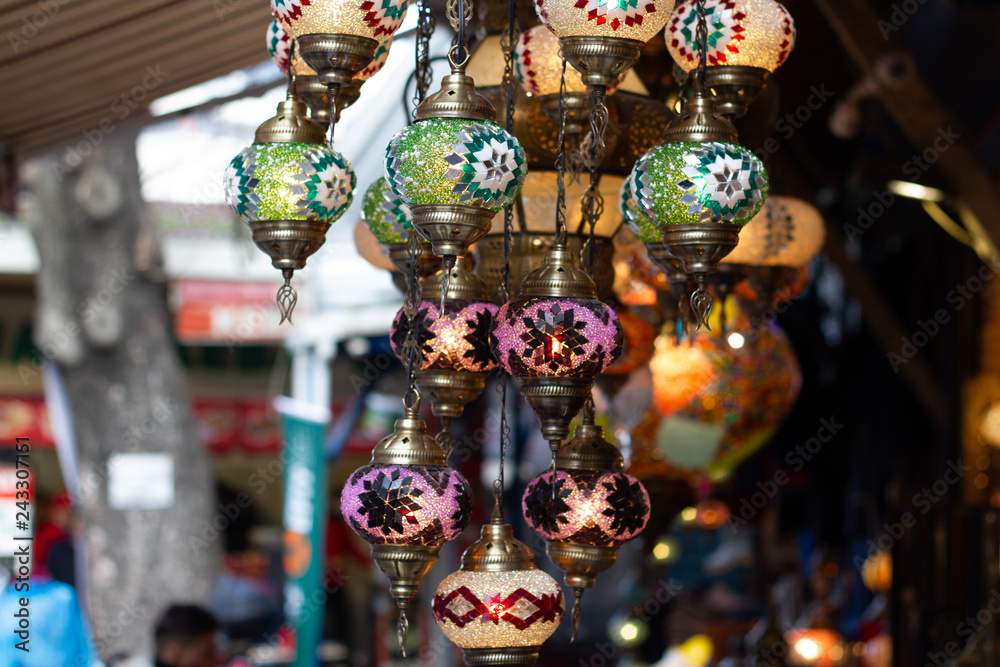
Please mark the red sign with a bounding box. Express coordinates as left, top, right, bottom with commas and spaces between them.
172, 280, 299, 344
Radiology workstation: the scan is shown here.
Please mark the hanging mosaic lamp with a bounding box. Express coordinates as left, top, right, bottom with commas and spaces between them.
222, 93, 355, 323
723, 194, 824, 268
522, 407, 650, 641
384, 55, 528, 270
534, 0, 676, 94
627, 84, 768, 328
268, 19, 393, 127
514, 24, 624, 134
433, 508, 565, 667
389, 257, 498, 423
665, 0, 796, 118
340, 400, 473, 653
272, 0, 408, 116
490, 243, 623, 453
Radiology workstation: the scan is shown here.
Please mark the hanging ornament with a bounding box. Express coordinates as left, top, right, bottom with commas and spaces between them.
522, 407, 650, 641
384, 59, 528, 269
514, 24, 625, 134
534, 0, 676, 95
389, 257, 498, 424
723, 195, 824, 268
665, 0, 796, 118
490, 244, 623, 452
433, 510, 564, 666
340, 400, 473, 654
223, 93, 356, 323
272, 0, 408, 121
626, 83, 768, 329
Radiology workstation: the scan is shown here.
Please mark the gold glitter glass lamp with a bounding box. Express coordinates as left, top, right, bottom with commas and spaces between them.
665, 0, 796, 118
383, 31, 528, 272
534, 0, 675, 95
222, 85, 356, 323
340, 400, 474, 654
272, 0, 407, 116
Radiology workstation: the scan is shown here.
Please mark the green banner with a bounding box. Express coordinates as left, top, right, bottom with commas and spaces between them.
276, 397, 330, 667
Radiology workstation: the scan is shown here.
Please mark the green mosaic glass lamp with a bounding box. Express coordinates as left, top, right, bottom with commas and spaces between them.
626, 83, 768, 328
383, 51, 528, 272
223, 92, 356, 323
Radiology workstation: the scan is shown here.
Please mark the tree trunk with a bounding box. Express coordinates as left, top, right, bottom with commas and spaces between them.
24, 124, 218, 660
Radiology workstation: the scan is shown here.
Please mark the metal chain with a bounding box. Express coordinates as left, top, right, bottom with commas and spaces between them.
554, 59, 569, 245
493, 0, 517, 514
446, 0, 472, 64
696, 0, 708, 87
412, 0, 436, 119
400, 232, 422, 410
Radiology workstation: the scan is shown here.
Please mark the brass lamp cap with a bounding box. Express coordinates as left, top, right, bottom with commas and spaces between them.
414, 63, 497, 122
661, 86, 738, 144
421, 255, 490, 302
461, 517, 536, 572
370, 404, 448, 466
254, 96, 326, 145
519, 243, 597, 300
555, 421, 624, 472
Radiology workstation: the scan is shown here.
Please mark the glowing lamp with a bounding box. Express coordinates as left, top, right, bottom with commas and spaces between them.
724, 195, 824, 268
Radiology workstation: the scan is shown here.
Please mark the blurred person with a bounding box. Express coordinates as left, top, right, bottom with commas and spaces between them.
33, 491, 72, 577
154, 604, 224, 667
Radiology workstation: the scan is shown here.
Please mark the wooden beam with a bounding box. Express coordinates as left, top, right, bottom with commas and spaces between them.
812, 0, 1000, 259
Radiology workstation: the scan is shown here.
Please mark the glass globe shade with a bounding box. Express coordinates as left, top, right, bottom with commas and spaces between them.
535, 0, 676, 43
272, 0, 409, 41
490, 297, 622, 378
785, 628, 846, 667
522, 468, 650, 546
385, 118, 527, 212
647, 308, 801, 475
267, 19, 316, 76
515, 25, 626, 97
433, 569, 564, 649
340, 463, 472, 546
619, 175, 660, 243
223, 143, 356, 224
390, 300, 499, 373
356, 37, 392, 81
362, 176, 412, 244
489, 171, 626, 236
628, 140, 768, 229
726, 195, 824, 267
354, 218, 395, 271
665, 0, 796, 73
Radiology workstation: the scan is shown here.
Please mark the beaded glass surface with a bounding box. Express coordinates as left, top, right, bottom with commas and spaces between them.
361, 176, 412, 244
272, 0, 408, 41
390, 300, 499, 373
619, 176, 660, 242
535, 0, 675, 42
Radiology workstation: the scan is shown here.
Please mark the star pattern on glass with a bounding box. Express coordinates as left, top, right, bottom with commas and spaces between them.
443, 124, 526, 208
668, 0, 745, 67
356, 469, 424, 536
462, 308, 497, 370
391, 305, 436, 364
359, 0, 408, 38
433, 586, 564, 630
573, 0, 658, 30
523, 475, 573, 535
291, 149, 355, 220
775, 5, 796, 68
223, 148, 262, 221
602, 474, 649, 536
677, 142, 766, 223
520, 303, 590, 373
271, 0, 309, 26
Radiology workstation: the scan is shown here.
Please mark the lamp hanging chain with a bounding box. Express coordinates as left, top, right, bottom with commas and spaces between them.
446, 0, 472, 65
493, 0, 517, 516
412, 0, 436, 118
554, 59, 569, 246
401, 232, 422, 412
696, 0, 708, 88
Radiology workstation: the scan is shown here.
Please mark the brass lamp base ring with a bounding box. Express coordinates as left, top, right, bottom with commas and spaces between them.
538, 91, 590, 135
387, 240, 441, 281
703, 65, 769, 119
461, 646, 541, 666
411, 204, 495, 259
296, 76, 331, 129
249, 219, 330, 271
660, 224, 741, 275
518, 376, 594, 450
415, 368, 489, 419
546, 541, 620, 589
369, 543, 441, 606
297, 33, 379, 89
559, 35, 643, 90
